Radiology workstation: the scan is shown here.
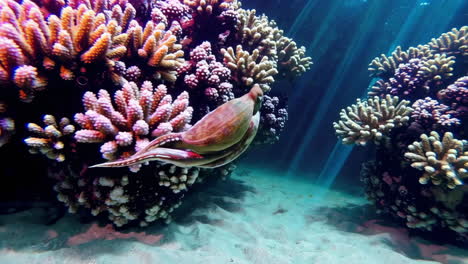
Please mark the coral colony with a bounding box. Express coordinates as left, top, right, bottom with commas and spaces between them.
0, 0, 311, 227
334, 27, 468, 240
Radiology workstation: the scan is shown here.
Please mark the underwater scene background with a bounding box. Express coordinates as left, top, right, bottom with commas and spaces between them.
0, 0, 467, 263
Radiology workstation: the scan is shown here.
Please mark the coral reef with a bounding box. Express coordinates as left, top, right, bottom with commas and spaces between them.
0, 0, 311, 227
336, 27, 468, 240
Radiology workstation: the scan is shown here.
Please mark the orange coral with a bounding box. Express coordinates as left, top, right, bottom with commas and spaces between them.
0, 0, 131, 101
126, 22, 184, 82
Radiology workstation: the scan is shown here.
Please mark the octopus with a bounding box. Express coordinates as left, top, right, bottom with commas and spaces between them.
91, 85, 263, 169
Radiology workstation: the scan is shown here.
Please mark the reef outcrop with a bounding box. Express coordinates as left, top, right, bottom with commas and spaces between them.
334, 26, 468, 240
0, 0, 311, 227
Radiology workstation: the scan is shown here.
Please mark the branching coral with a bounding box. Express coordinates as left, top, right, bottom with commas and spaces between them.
338, 26, 468, 239
438, 76, 468, 109
368, 45, 432, 79
125, 21, 185, 82
74, 81, 193, 172
179, 42, 234, 105
429, 26, 468, 56
0, 0, 131, 100
368, 56, 455, 99
221, 45, 278, 92
411, 97, 460, 128
234, 9, 311, 78
235, 9, 277, 57
0, 0, 312, 228
24, 114, 75, 162
184, 0, 238, 16
418, 54, 455, 82
333, 95, 413, 145
404, 131, 467, 189
276, 36, 312, 78
254, 95, 288, 145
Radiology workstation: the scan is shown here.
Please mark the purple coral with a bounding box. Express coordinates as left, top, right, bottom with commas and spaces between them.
155, 0, 190, 22
411, 97, 460, 128
388, 59, 430, 99
254, 95, 288, 145
180, 42, 234, 104
74, 81, 193, 172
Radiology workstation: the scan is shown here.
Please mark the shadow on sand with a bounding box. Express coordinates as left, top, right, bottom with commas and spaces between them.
306, 203, 468, 264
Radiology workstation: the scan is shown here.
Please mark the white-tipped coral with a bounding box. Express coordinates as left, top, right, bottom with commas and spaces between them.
429, 26, 468, 56
74, 81, 193, 172
333, 95, 413, 145
221, 45, 278, 92
24, 114, 75, 162
368, 45, 433, 78
404, 131, 467, 189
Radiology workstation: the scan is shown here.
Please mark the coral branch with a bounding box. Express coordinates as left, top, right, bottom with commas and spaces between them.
24, 114, 75, 162
404, 131, 467, 189
333, 95, 413, 145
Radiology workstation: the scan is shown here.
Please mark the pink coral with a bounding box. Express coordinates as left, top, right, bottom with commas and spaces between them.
74, 81, 193, 172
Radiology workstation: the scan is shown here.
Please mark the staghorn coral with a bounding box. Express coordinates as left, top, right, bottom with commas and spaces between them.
24, 114, 75, 162
429, 26, 468, 56
235, 9, 277, 57
418, 53, 455, 83
74, 81, 193, 172
333, 95, 413, 145
276, 36, 312, 78
368, 45, 432, 79
221, 45, 278, 92
404, 131, 467, 189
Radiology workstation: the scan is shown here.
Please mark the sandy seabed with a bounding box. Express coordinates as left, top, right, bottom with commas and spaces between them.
0, 166, 467, 264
